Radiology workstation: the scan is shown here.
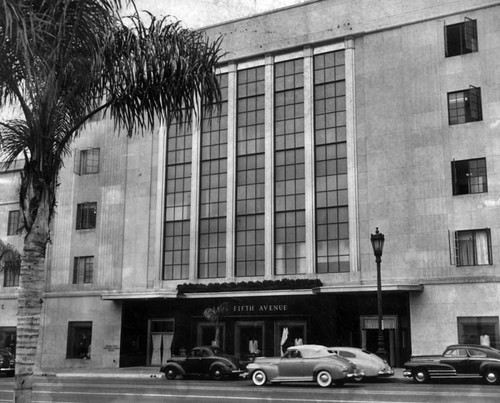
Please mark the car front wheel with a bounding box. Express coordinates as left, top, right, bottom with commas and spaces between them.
210, 366, 224, 380
483, 370, 499, 385
412, 368, 429, 384
164, 367, 177, 380
252, 369, 268, 386
316, 370, 333, 387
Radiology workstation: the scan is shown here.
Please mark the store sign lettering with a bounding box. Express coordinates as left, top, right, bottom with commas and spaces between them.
210, 304, 289, 313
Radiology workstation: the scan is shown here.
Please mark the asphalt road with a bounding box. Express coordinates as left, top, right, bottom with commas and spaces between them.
1, 376, 500, 402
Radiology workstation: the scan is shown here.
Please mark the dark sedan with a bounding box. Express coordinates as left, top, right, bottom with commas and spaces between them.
160, 346, 247, 380
404, 344, 500, 385
0, 349, 15, 377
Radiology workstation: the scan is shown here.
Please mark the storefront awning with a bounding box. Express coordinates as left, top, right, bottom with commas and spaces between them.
313, 283, 424, 294
102, 290, 178, 300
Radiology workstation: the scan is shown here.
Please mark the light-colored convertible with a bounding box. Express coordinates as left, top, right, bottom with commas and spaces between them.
245, 344, 364, 387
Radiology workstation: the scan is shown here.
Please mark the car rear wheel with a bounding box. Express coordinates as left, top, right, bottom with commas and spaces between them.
316, 370, 333, 387
483, 370, 499, 385
252, 369, 268, 386
164, 367, 177, 380
412, 368, 429, 384
210, 366, 224, 380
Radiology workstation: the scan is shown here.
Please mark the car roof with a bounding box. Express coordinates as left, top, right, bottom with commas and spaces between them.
446, 344, 500, 356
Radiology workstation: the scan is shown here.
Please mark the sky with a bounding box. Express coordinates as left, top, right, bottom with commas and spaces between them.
132, 0, 309, 28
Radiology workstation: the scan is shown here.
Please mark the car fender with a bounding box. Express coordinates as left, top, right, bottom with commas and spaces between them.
479, 361, 500, 375
404, 361, 456, 371
247, 362, 280, 380
161, 361, 186, 376
312, 363, 345, 380
209, 360, 233, 374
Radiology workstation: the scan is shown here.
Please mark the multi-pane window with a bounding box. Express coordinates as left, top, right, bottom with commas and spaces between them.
199, 74, 228, 279
163, 113, 192, 280
3, 266, 19, 287
66, 321, 92, 359
448, 87, 482, 125
314, 50, 349, 273
274, 58, 306, 275
7, 210, 21, 235
445, 18, 478, 57
451, 158, 487, 195
76, 202, 97, 230
450, 228, 492, 266
73, 256, 94, 284
236, 66, 265, 277
74, 148, 100, 175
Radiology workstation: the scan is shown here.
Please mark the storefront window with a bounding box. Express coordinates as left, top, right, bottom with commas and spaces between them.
0, 327, 16, 355
276, 321, 306, 356
457, 316, 499, 348
66, 321, 92, 359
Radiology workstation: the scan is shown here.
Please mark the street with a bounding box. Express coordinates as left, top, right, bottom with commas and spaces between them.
1, 376, 500, 403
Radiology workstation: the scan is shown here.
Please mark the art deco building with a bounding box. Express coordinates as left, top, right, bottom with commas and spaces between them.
1, 0, 500, 369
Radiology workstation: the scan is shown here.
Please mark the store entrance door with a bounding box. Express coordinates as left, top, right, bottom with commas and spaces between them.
360, 316, 399, 367
147, 319, 174, 366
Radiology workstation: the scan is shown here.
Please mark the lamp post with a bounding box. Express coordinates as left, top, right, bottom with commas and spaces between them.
370, 227, 387, 361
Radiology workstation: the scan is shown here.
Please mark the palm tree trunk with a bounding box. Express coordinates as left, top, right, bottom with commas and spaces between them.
14, 188, 51, 403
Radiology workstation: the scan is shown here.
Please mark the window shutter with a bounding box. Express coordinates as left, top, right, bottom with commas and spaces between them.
76, 204, 82, 230
73, 257, 78, 284
469, 86, 481, 121
73, 149, 81, 175
451, 160, 457, 195
464, 18, 478, 52
486, 228, 493, 264
449, 230, 457, 265
444, 25, 449, 57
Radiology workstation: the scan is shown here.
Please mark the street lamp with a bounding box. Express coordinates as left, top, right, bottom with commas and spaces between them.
370, 227, 387, 361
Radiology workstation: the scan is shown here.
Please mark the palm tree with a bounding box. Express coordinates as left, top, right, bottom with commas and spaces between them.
0, 1, 223, 401
203, 302, 229, 347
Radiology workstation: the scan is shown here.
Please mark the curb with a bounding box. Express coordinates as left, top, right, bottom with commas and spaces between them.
37, 372, 165, 379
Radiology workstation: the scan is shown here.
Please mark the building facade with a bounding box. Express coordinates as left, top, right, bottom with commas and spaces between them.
1, 0, 500, 369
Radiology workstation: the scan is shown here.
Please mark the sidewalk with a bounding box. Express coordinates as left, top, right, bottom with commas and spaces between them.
37, 366, 165, 379
36, 366, 406, 381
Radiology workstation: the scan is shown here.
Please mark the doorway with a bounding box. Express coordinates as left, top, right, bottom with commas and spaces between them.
360, 315, 399, 367
235, 321, 264, 360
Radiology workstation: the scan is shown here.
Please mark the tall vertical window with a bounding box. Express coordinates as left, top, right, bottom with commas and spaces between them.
76, 202, 97, 230
236, 66, 265, 277
450, 228, 492, 266
73, 256, 94, 284
314, 50, 349, 273
7, 210, 21, 235
163, 113, 192, 280
74, 148, 100, 175
445, 18, 478, 57
198, 74, 228, 279
451, 158, 487, 195
274, 58, 305, 275
448, 87, 482, 125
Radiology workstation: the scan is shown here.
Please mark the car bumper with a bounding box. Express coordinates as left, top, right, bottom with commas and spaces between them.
403, 369, 413, 378
346, 369, 365, 379
378, 367, 395, 377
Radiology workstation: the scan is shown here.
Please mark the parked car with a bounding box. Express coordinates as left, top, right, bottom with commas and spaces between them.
403, 344, 500, 385
160, 346, 247, 380
0, 349, 15, 377
246, 344, 364, 387
329, 347, 394, 381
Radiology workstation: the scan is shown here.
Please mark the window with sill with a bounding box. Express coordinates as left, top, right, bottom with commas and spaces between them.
74, 148, 100, 175
76, 202, 97, 230
448, 87, 482, 125
458, 317, 499, 349
451, 158, 487, 195
7, 210, 21, 236
449, 228, 492, 266
73, 256, 94, 284
445, 18, 478, 57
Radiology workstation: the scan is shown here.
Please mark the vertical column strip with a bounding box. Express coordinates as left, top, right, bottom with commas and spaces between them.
345, 37, 359, 273
189, 105, 201, 282
264, 55, 275, 279
303, 46, 316, 275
